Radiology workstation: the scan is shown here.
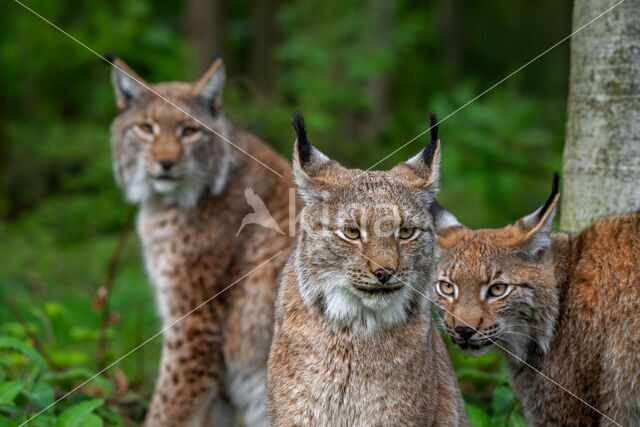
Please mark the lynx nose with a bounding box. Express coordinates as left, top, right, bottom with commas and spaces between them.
374, 267, 395, 284
159, 159, 175, 171
455, 326, 476, 342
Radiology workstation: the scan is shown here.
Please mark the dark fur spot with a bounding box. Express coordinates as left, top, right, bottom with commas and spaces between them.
313, 293, 326, 316
403, 293, 420, 318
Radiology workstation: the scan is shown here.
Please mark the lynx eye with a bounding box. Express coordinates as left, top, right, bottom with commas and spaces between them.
488, 283, 509, 298
181, 126, 199, 137
138, 123, 154, 135
437, 281, 456, 297
398, 227, 416, 239
341, 227, 361, 240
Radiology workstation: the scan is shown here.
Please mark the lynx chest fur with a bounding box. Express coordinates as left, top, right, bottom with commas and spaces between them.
109, 57, 295, 426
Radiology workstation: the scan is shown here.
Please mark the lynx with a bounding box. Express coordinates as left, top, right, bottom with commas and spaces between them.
109, 56, 296, 426
430, 174, 640, 426
266, 113, 469, 426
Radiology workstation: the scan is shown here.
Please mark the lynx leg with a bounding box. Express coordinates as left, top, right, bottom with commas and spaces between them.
200, 391, 236, 427
145, 307, 223, 426
223, 263, 282, 427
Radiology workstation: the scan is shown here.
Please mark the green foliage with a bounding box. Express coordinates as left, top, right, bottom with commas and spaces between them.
1, 0, 573, 425
0, 309, 137, 425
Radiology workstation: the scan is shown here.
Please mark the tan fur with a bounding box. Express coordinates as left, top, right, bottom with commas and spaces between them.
267, 118, 469, 426
431, 188, 640, 426
109, 58, 296, 426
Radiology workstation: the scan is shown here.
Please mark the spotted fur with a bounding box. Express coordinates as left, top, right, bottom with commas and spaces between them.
109, 57, 296, 426
266, 113, 469, 426
431, 176, 640, 426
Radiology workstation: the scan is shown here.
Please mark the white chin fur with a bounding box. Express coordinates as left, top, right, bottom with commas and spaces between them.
298, 272, 414, 333
124, 173, 207, 210
152, 179, 180, 194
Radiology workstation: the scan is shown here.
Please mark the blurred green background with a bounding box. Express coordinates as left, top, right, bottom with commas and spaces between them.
0, 0, 571, 425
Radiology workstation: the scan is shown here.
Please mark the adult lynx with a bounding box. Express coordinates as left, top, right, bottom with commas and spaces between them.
109, 56, 295, 426
266, 113, 469, 426
431, 175, 640, 426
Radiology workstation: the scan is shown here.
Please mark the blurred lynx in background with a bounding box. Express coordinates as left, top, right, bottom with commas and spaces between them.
109, 56, 296, 426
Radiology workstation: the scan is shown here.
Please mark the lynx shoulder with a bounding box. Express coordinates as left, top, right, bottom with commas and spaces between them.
431, 174, 640, 426
109, 56, 296, 426
266, 113, 469, 426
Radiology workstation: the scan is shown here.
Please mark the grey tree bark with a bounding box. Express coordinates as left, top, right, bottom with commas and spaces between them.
185, 0, 223, 74
561, 0, 640, 231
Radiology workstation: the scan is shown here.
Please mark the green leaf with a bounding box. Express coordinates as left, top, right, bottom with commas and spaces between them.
0, 381, 27, 404
492, 384, 515, 415
29, 414, 57, 427
43, 302, 66, 319
27, 382, 55, 410
55, 399, 104, 427
466, 404, 492, 427
83, 414, 103, 427
0, 337, 48, 372
95, 405, 123, 426
0, 414, 22, 427
45, 369, 113, 397
507, 413, 527, 427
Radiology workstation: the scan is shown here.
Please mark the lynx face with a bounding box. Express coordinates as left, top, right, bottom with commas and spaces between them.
291, 113, 441, 332
110, 58, 232, 209
430, 177, 560, 360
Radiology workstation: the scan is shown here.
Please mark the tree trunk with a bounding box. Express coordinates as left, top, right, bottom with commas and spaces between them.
250, 0, 277, 95
184, 0, 224, 74
561, 0, 640, 231
443, 0, 463, 83
357, 0, 392, 140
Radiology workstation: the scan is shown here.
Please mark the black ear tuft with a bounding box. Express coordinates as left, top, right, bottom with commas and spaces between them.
423, 112, 439, 166
211, 52, 221, 62
429, 112, 439, 143
538, 172, 560, 220
292, 111, 311, 166
104, 53, 116, 65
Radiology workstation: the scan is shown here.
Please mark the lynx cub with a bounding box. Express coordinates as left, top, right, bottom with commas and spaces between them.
109, 57, 295, 426
431, 175, 640, 426
266, 113, 469, 426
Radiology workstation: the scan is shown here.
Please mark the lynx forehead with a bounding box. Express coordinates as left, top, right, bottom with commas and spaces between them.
110, 57, 232, 209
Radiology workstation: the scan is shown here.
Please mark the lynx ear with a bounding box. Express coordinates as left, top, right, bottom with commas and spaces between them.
109, 56, 150, 110
429, 200, 465, 249
513, 173, 560, 260
193, 57, 226, 113
292, 112, 345, 206
391, 112, 441, 201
